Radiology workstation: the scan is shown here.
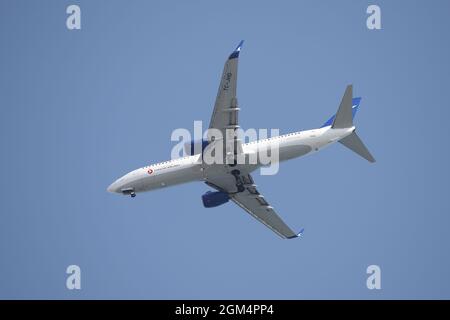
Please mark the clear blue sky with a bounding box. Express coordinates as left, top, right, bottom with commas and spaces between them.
1, 0, 450, 299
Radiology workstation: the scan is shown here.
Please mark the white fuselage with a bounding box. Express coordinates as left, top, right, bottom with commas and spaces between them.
107, 126, 355, 195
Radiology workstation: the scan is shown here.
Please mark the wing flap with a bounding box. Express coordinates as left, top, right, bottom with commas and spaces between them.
231, 190, 299, 239
207, 41, 245, 162
207, 173, 301, 239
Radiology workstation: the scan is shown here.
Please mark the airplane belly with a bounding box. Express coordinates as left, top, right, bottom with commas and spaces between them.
278, 143, 312, 162
243, 139, 313, 166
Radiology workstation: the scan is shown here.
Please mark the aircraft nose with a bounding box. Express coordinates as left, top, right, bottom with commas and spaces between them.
107, 181, 120, 193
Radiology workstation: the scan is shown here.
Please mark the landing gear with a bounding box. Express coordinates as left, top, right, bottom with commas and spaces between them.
231, 169, 240, 176
121, 187, 136, 197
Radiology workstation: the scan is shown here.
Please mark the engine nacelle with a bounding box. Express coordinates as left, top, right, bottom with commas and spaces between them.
184, 139, 209, 156
202, 191, 230, 208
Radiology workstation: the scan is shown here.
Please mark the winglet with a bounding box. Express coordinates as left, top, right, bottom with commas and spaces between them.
229, 40, 244, 59
287, 228, 305, 239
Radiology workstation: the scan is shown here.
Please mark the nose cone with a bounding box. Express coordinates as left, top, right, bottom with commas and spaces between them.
107, 181, 120, 193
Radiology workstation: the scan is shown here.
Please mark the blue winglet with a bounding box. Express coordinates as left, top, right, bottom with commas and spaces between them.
229, 40, 244, 59
287, 228, 305, 239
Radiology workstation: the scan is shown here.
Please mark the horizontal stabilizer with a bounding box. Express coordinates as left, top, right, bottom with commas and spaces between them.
339, 132, 376, 163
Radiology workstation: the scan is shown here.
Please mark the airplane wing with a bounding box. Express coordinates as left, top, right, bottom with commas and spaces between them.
207, 173, 303, 239
207, 41, 245, 162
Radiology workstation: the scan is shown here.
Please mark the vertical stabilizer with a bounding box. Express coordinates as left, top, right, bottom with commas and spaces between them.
332, 85, 354, 129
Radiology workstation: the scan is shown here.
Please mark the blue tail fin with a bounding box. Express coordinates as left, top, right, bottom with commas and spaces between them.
321, 97, 362, 128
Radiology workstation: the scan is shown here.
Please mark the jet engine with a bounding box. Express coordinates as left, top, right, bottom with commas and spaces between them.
202, 191, 230, 208
184, 139, 209, 156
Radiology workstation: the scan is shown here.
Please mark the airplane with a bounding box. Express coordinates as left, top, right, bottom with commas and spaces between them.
107, 40, 375, 239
